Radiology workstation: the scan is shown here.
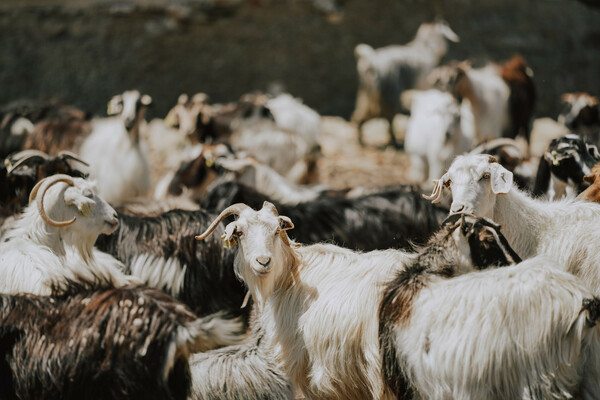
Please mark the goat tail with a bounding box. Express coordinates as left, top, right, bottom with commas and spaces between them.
582, 298, 600, 327
178, 311, 248, 353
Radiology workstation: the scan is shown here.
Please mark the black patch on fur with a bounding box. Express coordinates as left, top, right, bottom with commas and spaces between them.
0, 287, 195, 400
582, 297, 600, 327
95, 209, 250, 324
201, 181, 449, 251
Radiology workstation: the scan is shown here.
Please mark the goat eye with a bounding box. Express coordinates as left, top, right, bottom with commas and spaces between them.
444, 179, 452, 187
481, 173, 491, 180
235, 231, 243, 238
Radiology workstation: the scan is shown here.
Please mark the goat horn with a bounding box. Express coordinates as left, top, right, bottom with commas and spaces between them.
56, 151, 90, 167
469, 138, 523, 157
195, 203, 251, 241
6, 151, 49, 175
423, 180, 443, 203
36, 175, 77, 227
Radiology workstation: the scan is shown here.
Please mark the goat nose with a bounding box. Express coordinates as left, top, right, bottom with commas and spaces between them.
256, 256, 271, 267
451, 205, 465, 214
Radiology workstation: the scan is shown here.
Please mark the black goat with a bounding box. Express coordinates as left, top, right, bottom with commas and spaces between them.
0, 286, 224, 400
94, 209, 250, 331
201, 181, 449, 251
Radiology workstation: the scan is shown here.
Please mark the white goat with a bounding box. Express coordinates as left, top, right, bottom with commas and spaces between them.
0, 174, 136, 295
78, 90, 152, 204
404, 89, 474, 184
194, 204, 522, 399
213, 154, 330, 205
425, 153, 600, 295
381, 253, 600, 399
352, 21, 459, 147
266, 93, 322, 151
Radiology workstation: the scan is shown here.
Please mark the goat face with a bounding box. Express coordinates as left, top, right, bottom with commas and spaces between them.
544, 134, 600, 186
426, 155, 513, 218
165, 93, 207, 138
108, 90, 152, 131
225, 204, 293, 278
35, 176, 119, 237
445, 213, 521, 270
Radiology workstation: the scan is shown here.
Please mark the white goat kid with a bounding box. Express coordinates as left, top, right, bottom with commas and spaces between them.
425, 154, 600, 295
0, 174, 136, 295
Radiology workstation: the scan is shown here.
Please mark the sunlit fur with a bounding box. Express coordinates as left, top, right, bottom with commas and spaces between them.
382, 257, 600, 399
405, 89, 473, 184
0, 178, 135, 295
266, 93, 322, 151
78, 91, 151, 204
438, 154, 600, 296
216, 205, 500, 399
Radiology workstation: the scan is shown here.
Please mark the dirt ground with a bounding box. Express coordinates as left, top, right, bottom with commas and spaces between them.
314, 115, 568, 190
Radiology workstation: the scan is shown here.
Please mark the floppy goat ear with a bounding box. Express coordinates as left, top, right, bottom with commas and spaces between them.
279, 216, 294, 231
489, 163, 513, 195
63, 189, 96, 216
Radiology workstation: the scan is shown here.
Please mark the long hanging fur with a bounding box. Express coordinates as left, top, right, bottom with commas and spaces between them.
94, 209, 250, 343
0, 286, 226, 400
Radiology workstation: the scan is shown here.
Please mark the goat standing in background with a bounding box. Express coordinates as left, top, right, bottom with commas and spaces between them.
352, 21, 459, 148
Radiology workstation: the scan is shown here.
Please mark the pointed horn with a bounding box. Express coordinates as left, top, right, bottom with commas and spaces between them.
36, 175, 77, 227
6, 151, 49, 175
195, 203, 252, 241
423, 179, 443, 203
56, 151, 90, 167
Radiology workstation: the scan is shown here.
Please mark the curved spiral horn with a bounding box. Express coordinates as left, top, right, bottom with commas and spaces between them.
36, 175, 77, 227
195, 203, 252, 241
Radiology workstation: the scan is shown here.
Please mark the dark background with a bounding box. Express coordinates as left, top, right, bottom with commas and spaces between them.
0, 0, 598, 120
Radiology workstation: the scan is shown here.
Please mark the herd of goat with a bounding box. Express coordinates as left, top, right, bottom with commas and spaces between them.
0, 19, 599, 400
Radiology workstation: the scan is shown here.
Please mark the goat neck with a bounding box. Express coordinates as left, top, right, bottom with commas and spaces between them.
493, 188, 544, 259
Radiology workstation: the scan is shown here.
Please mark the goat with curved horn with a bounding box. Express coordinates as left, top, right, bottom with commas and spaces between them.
195, 203, 252, 240
6, 150, 50, 174
35, 175, 77, 227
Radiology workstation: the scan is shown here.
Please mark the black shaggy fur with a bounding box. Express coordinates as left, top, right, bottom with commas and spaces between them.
95, 209, 248, 322
378, 214, 519, 399
0, 286, 197, 400
0, 152, 88, 219
201, 181, 449, 251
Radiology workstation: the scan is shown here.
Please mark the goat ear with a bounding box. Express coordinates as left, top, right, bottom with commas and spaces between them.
440, 24, 460, 42
223, 222, 238, 242
279, 216, 294, 231
64, 189, 96, 216
489, 164, 513, 195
